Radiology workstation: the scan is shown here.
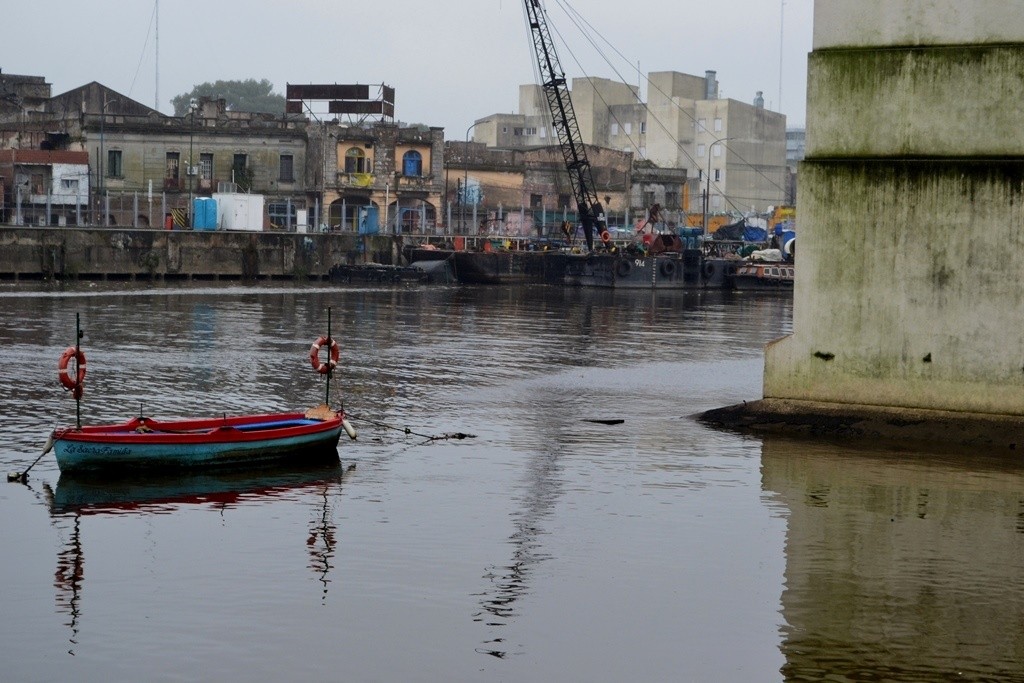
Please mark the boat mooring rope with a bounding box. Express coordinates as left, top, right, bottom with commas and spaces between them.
345, 413, 475, 442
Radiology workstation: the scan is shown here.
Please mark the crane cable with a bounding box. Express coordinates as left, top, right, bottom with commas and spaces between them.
547, 0, 789, 208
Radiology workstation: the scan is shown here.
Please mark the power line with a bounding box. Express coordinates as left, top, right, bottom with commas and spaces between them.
127, 1, 159, 103
544, 0, 789, 210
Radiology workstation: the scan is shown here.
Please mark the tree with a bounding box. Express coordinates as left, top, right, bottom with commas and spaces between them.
171, 79, 285, 116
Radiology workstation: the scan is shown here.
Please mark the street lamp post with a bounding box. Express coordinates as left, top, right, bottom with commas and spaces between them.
97, 95, 117, 227
296, 102, 327, 231
292, 101, 331, 231
99, 102, 104, 201
702, 135, 734, 239
321, 123, 327, 231
187, 100, 197, 229
463, 120, 489, 234
98, 98, 105, 226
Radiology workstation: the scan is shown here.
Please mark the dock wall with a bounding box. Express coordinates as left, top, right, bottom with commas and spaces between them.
764, 0, 1024, 415
0, 228, 402, 282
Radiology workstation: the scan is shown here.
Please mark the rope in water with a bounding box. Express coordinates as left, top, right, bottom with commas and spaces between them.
345, 413, 475, 442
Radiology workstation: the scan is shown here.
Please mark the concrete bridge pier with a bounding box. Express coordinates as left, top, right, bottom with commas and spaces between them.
704, 1, 1024, 447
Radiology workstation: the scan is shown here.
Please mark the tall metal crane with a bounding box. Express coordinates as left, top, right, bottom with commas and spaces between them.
523, 0, 606, 251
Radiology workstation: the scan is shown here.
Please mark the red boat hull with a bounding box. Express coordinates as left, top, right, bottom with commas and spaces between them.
53, 412, 345, 472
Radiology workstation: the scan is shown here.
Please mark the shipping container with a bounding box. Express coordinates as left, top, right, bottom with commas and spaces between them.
214, 193, 264, 231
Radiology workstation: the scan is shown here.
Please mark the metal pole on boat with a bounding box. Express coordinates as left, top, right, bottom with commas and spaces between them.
325, 307, 332, 408
75, 312, 82, 430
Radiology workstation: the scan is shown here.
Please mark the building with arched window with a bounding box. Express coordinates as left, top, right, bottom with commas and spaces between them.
322, 123, 443, 234
344, 147, 368, 174
401, 150, 422, 177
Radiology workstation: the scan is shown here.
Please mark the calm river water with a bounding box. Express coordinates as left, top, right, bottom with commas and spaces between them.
1, 282, 1022, 682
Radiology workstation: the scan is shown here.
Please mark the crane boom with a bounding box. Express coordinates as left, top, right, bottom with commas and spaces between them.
523, 0, 606, 251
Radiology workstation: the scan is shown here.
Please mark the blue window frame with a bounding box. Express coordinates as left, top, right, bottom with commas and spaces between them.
402, 150, 423, 177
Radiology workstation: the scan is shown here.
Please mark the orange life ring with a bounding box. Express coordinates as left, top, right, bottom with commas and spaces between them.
58, 346, 87, 392
600, 230, 611, 244
309, 335, 340, 374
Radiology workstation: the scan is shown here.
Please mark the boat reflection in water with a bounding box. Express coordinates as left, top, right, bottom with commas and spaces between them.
46, 459, 349, 654
760, 436, 1024, 680
49, 459, 347, 515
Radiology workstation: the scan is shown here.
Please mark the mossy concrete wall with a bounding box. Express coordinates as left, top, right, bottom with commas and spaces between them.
811, 0, 1024, 49
805, 46, 1024, 158
764, 1, 1024, 415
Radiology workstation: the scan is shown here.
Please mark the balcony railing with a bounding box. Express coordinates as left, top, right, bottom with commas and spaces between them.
336, 172, 374, 188
396, 174, 433, 189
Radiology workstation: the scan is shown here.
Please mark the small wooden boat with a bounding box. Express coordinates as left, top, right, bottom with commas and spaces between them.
6, 313, 358, 480
731, 261, 795, 290
52, 407, 352, 473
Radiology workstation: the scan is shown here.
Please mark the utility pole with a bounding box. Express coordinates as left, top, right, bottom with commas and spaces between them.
155, 0, 160, 111
463, 121, 488, 234
98, 99, 104, 226
187, 100, 196, 228
702, 136, 733, 238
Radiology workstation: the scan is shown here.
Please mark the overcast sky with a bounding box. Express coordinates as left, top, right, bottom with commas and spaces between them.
4, 0, 814, 135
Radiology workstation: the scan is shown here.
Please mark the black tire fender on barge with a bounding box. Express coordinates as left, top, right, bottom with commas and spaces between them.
616, 259, 632, 278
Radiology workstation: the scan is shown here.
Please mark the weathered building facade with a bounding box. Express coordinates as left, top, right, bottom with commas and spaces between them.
319, 122, 445, 234
0, 77, 312, 229
442, 141, 683, 236
0, 74, 447, 235
0, 149, 90, 226
61, 84, 309, 228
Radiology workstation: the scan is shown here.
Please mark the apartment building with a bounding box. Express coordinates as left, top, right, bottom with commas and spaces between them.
471, 70, 788, 219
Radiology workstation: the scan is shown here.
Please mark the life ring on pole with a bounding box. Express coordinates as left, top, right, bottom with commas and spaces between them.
600, 230, 611, 244
58, 346, 87, 393
703, 261, 716, 280
309, 336, 340, 375
616, 259, 632, 278
660, 259, 676, 277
